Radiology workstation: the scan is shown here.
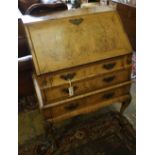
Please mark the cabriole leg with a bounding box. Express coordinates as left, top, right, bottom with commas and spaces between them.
120, 95, 132, 114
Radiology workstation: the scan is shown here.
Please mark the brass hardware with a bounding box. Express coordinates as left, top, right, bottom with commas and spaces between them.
69, 18, 84, 26
60, 73, 76, 80
62, 88, 69, 94
103, 76, 116, 83
42, 79, 47, 86
64, 103, 79, 111
102, 92, 115, 99
103, 62, 116, 70
62, 86, 78, 94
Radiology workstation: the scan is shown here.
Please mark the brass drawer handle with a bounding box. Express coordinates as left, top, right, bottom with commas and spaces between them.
69, 18, 84, 26
62, 86, 78, 94
64, 103, 79, 111
103, 62, 116, 70
103, 76, 116, 83
60, 73, 76, 80
42, 79, 47, 86
102, 92, 115, 99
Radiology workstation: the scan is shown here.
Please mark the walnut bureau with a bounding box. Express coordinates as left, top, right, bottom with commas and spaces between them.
25, 7, 133, 123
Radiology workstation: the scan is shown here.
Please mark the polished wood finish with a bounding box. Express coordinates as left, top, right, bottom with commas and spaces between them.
48, 95, 131, 122
36, 54, 131, 88
43, 82, 131, 120
41, 68, 131, 103
25, 11, 132, 75
26, 7, 133, 122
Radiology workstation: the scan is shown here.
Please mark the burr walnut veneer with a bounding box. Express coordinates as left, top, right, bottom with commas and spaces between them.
25, 7, 133, 122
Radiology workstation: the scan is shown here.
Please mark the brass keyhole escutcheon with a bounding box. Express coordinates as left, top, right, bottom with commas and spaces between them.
69, 18, 84, 26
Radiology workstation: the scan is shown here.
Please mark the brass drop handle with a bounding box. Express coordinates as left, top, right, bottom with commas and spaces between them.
103, 62, 116, 70
60, 73, 76, 81
64, 103, 79, 111
60, 73, 76, 96
42, 79, 47, 86
102, 92, 115, 99
62, 86, 78, 94
103, 76, 116, 83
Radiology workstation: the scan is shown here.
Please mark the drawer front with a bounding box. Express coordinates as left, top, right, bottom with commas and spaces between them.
43, 84, 130, 119
43, 69, 131, 103
37, 55, 130, 89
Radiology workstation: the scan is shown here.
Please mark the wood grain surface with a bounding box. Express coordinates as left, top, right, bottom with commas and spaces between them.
29, 9, 133, 122
25, 11, 132, 75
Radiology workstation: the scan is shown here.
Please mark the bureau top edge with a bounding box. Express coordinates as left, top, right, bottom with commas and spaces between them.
23, 6, 116, 25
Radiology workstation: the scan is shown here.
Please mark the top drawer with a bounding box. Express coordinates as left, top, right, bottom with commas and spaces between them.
37, 54, 132, 89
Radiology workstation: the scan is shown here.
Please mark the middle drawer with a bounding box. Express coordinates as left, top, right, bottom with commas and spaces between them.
43, 69, 131, 104
43, 83, 131, 120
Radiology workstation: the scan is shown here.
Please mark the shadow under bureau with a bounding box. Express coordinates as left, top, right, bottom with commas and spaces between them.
25, 6, 133, 123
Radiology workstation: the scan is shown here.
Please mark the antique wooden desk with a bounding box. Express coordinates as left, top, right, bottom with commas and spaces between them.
25, 6, 132, 123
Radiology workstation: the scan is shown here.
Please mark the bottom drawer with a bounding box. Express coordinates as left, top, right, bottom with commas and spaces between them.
43, 83, 131, 121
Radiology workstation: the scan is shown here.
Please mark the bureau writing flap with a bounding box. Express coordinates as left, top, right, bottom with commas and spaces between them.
25, 9, 132, 75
